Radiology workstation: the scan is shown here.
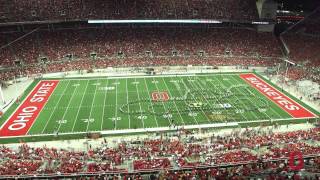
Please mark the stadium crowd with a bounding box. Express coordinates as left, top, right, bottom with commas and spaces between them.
285, 34, 320, 67
279, 67, 320, 84
0, 27, 282, 81
279, 8, 320, 83
0, 0, 258, 23
0, 28, 281, 66
1, 126, 320, 178
281, 32, 320, 83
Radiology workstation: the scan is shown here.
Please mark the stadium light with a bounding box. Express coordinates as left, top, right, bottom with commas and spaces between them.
251, 21, 270, 25
88, 19, 222, 24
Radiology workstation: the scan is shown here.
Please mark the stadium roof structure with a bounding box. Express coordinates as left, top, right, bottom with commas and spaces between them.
281, 6, 320, 34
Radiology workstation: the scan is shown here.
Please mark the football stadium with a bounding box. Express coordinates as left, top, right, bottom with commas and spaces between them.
0, 0, 319, 179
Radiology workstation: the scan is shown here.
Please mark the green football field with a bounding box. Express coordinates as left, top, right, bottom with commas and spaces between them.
1, 73, 319, 137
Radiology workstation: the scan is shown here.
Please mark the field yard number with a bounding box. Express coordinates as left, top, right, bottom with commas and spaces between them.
235, 109, 244, 114
188, 112, 198, 117
170, 80, 183, 83
137, 115, 147, 120
57, 120, 67, 124
109, 117, 121, 121
100, 86, 115, 90
151, 91, 170, 101
82, 118, 94, 123
106, 86, 115, 90
212, 111, 222, 115
220, 103, 232, 109
213, 103, 232, 109
258, 108, 267, 112
163, 114, 172, 119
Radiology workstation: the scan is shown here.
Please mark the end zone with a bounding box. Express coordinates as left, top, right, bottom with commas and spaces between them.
240, 73, 317, 119
0, 80, 59, 137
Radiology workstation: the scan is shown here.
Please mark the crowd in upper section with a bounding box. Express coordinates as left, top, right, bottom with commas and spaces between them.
0, 27, 282, 81
0, 28, 281, 67
282, 7, 320, 65
284, 34, 320, 82
285, 34, 320, 66
280, 8, 320, 83
0, 0, 259, 23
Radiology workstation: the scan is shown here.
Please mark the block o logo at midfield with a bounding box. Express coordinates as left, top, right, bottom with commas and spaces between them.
151, 91, 170, 102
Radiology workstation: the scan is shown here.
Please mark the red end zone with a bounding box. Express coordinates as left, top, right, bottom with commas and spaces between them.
240, 73, 317, 118
0, 80, 59, 137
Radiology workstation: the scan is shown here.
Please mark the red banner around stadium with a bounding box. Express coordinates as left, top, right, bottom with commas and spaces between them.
240, 73, 316, 119
0, 80, 59, 137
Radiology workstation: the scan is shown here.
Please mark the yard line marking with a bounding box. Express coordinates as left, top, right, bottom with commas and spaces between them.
196, 78, 238, 120
217, 75, 260, 120
214, 75, 254, 121
125, 79, 131, 129
72, 83, 80, 87
134, 78, 145, 128
72, 80, 90, 132
230, 75, 283, 119
188, 77, 219, 122
161, 77, 185, 126
114, 79, 118, 130
152, 77, 173, 127
205, 76, 250, 122
179, 76, 211, 123
86, 79, 100, 132
172, 76, 198, 125
55, 80, 81, 133
100, 79, 109, 131
183, 76, 212, 123
41, 81, 71, 133
197, 78, 232, 120
143, 77, 159, 127
227, 76, 273, 119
